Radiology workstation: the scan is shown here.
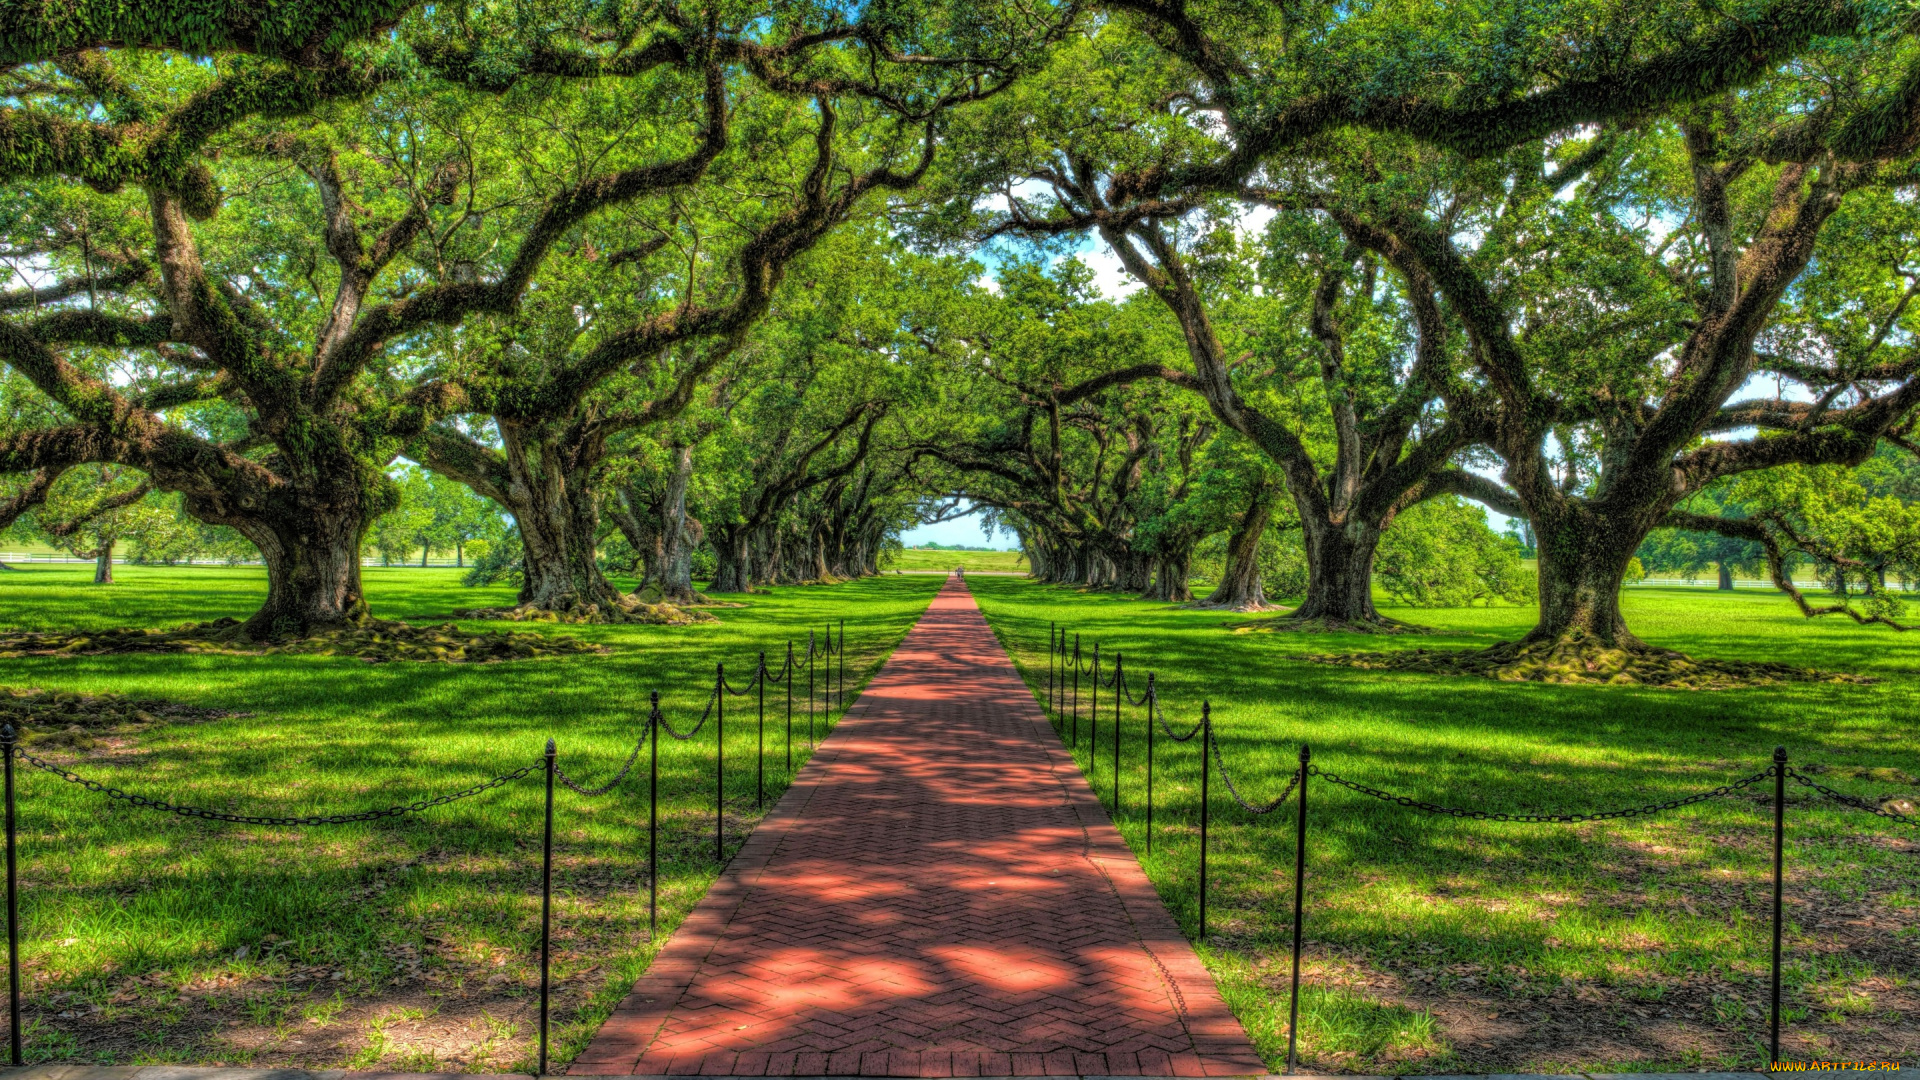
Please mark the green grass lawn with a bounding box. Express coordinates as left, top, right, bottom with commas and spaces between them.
969, 580, 1920, 1073
6, 565, 1915, 1074
0, 564, 942, 1072
878, 548, 1028, 572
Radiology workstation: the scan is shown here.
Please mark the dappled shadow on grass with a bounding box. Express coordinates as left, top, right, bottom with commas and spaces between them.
1303, 639, 1875, 689
0, 618, 609, 664
970, 576, 1920, 1071
0, 571, 946, 1069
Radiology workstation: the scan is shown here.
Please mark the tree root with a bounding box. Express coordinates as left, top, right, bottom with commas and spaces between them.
453, 594, 718, 626
1185, 596, 1283, 613
1226, 613, 1433, 634
1, 686, 247, 752
1305, 636, 1874, 689
0, 618, 609, 663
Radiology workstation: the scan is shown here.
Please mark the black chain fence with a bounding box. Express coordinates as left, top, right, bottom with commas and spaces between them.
18, 747, 541, 826
0, 621, 863, 1074
1308, 762, 1779, 823
1039, 622, 1916, 1073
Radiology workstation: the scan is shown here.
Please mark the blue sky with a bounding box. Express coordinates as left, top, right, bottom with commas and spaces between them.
898, 502, 1015, 549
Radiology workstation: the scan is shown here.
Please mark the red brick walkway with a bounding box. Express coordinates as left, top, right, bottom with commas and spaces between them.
572, 575, 1264, 1078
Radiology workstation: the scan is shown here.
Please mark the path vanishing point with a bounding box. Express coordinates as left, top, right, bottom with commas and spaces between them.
572, 573, 1265, 1078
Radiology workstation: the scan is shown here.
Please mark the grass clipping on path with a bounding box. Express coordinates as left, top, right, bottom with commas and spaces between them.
0, 618, 608, 664
1306, 636, 1876, 689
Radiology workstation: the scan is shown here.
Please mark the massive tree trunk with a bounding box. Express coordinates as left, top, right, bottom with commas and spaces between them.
229, 502, 373, 638
810, 522, 832, 580
655, 445, 700, 604
422, 422, 620, 614
1021, 536, 1048, 580
1526, 502, 1650, 649
1194, 487, 1279, 612
93, 542, 113, 584
1718, 563, 1734, 590
511, 465, 618, 612
1287, 518, 1384, 625
710, 526, 751, 593
1144, 546, 1192, 602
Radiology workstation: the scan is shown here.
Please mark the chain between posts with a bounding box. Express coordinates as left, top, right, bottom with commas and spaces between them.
659, 685, 719, 741
1308, 763, 1775, 823
1047, 631, 1919, 1076
556, 720, 650, 797
0, 632, 842, 1071
1209, 727, 1301, 815
14, 747, 540, 826
1785, 767, 1920, 827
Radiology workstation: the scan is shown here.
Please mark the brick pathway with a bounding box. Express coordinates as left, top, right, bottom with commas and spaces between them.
573, 575, 1264, 1078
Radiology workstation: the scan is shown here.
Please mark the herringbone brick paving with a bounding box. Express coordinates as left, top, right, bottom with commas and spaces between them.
571, 575, 1263, 1078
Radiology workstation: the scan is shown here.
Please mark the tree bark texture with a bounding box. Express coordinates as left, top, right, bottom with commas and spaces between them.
710, 527, 751, 593
1526, 502, 1651, 648
230, 501, 374, 638
1288, 518, 1384, 624
1145, 547, 1193, 602
1195, 486, 1278, 611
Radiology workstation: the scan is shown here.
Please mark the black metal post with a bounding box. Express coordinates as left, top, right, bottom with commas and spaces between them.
1145, 678, 1155, 856
1071, 635, 1080, 747
1053, 629, 1061, 719
1112, 654, 1122, 817
757, 651, 766, 809
1090, 643, 1100, 767
1771, 745, 1787, 1066
809, 630, 816, 747
1286, 744, 1310, 1074
1048, 623, 1055, 718
648, 693, 659, 940
1054, 629, 1063, 720
4, 722, 20, 1066
539, 738, 555, 1076
716, 664, 725, 864
786, 641, 794, 773
1198, 701, 1210, 939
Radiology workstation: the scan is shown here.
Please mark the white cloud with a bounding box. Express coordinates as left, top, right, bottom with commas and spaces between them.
1080, 241, 1141, 300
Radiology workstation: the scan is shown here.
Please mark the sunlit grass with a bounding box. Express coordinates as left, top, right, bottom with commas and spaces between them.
879, 548, 1028, 572
0, 564, 942, 1069
971, 579, 1920, 1074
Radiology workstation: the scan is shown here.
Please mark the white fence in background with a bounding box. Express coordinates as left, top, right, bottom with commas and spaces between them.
1630, 576, 1919, 591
